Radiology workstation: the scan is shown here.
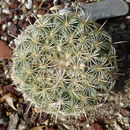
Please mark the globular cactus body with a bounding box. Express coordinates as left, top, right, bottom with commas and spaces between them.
12, 14, 117, 116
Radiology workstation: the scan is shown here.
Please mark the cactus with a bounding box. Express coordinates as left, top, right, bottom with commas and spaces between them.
12, 13, 117, 116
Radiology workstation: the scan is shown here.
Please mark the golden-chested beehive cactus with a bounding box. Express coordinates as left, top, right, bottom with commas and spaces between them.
12, 13, 117, 116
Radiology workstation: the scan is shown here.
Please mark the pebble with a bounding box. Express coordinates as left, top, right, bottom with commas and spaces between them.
2, 36, 7, 41
21, 0, 26, 4
37, 14, 42, 18
2, 24, 7, 31
25, 0, 32, 9
0, 36, 3, 40
20, 15, 25, 20
9, 41, 14, 47
7, 22, 12, 27
120, 102, 124, 107
0, 118, 4, 124
2, 8, 10, 14
33, 5, 37, 9
14, 15, 19, 20
18, 0, 25, 4
86, 124, 90, 128
33, 9, 37, 14
26, 3, 32, 9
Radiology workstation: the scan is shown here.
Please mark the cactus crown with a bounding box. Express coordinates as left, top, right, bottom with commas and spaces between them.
12, 13, 117, 116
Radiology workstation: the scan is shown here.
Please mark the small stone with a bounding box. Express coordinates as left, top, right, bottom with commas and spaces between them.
120, 102, 124, 107
25, 0, 32, 9
33, 9, 37, 14
37, 14, 42, 18
2, 24, 7, 31
18, 0, 25, 4
33, 5, 37, 9
9, 41, 14, 46
2, 36, 7, 41
21, 0, 26, 4
7, 22, 12, 27
26, 3, 32, 9
14, 15, 19, 20
1, 36, 4, 40
0, 118, 4, 124
2, 8, 10, 14
86, 124, 90, 128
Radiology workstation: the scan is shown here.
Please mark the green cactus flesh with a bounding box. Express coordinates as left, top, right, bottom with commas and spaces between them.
12, 14, 117, 116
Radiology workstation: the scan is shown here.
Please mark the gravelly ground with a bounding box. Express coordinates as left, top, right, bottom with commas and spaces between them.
0, 0, 130, 130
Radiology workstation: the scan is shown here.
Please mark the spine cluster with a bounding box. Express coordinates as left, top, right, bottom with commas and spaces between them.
12, 13, 117, 116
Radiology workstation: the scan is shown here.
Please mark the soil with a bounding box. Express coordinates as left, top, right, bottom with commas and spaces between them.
0, 0, 130, 130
